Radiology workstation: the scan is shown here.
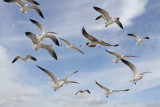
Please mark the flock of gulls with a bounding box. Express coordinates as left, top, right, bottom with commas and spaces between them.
4, 0, 152, 98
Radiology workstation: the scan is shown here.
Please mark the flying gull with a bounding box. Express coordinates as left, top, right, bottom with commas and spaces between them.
75, 89, 90, 95
25, 32, 58, 60
121, 59, 152, 85
93, 6, 123, 29
82, 27, 119, 47
30, 19, 59, 46
105, 50, 138, 63
12, 55, 37, 63
60, 38, 84, 54
127, 34, 150, 45
4, 0, 44, 18
37, 65, 79, 91
95, 81, 129, 98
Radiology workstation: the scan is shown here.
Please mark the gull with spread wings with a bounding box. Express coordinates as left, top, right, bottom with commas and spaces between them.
37, 65, 79, 91
60, 38, 84, 54
25, 32, 58, 60
93, 6, 123, 29
127, 34, 150, 45
30, 19, 59, 46
121, 59, 152, 85
105, 50, 138, 63
96, 81, 129, 98
4, 0, 44, 18
12, 55, 37, 63
82, 27, 119, 47
75, 89, 90, 95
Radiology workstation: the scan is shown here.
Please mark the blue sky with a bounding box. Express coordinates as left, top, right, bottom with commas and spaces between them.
0, 0, 160, 107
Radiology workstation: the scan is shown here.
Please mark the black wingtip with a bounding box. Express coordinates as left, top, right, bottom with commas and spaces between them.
114, 44, 119, 47
31, 57, 37, 61
30, 19, 37, 23
34, 1, 40, 5
125, 89, 130, 91
4, 0, 11, 2
25, 32, 32, 36
93, 6, 101, 10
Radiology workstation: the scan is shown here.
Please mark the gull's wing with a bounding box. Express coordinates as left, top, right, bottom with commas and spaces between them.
121, 59, 138, 77
45, 35, 60, 46
30, 19, 44, 34
75, 90, 82, 95
112, 89, 130, 92
72, 46, 84, 54
95, 15, 104, 20
25, 32, 39, 44
4, 0, 25, 7
105, 50, 121, 58
99, 41, 119, 47
65, 81, 79, 84
82, 27, 97, 41
127, 34, 139, 41
116, 20, 123, 29
22, 0, 40, 5
27, 5, 44, 18
60, 38, 71, 45
123, 55, 138, 58
36, 65, 58, 84
46, 32, 57, 34
142, 37, 150, 40
25, 55, 37, 61
65, 71, 78, 80
93, 6, 112, 21
12, 56, 21, 63
40, 44, 58, 60
140, 72, 152, 75
95, 81, 110, 91
84, 89, 91, 94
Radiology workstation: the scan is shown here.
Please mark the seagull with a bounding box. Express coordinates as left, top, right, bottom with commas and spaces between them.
4, 0, 44, 18
12, 55, 37, 63
95, 81, 129, 98
75, 89, 90, 95
127, 34, 150, 45
36, 65, 79, 91
82, 27, 119, 47
121, 59, 152, 85
60, 38, 84, 54
105, 50, 138, 63
30, 19, 59, 46
93, 6, 123, 29
25, 32, 58, 60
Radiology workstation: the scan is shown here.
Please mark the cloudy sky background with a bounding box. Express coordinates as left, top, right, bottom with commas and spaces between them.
0, 0, 160, 107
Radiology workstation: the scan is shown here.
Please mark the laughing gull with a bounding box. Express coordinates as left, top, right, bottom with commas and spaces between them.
127, 34, 150, 45
82, 27, 119, 47
75, 89, 90, 95
93, 6, 123, 29
60, 38, 84, 54
95, 81, 129, 98
12, 55, 37, 63
37, 65, 79, 91
105, 50, 138, 63
4, 0, 44, 18
121, 59, 152, 85
25, 32, 58, 60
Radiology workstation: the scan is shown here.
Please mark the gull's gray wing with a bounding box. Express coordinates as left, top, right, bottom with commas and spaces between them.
12, 56, 21, 63
30, 19, 44, 33
93, 6, 112, 21
27, 5, 44, 18
95, 81, 110, 91
82, 27, 97, 42
72, 46, 84, 54
4, 0, 25, 7
116, 20, 123, 29
140, 72, 152, 75
121, 59, 138, 77
99, 41, 119, 47
41, 44, 58, 60
65, 71, 78, 80
36, 65, 58, 84
142, 37, 150, 40
112, 89, 130, 92
22, 0, 40, 5
84, 89, 91, 94
60, 38, 71, 45
45, 35, 60, 46
25, 32, 39, 44
105, 50, 121, 57
127, 34, 139, 41
25, 55, 37, 61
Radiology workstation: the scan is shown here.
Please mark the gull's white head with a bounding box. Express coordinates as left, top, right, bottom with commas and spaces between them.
20, 4, 28, 13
